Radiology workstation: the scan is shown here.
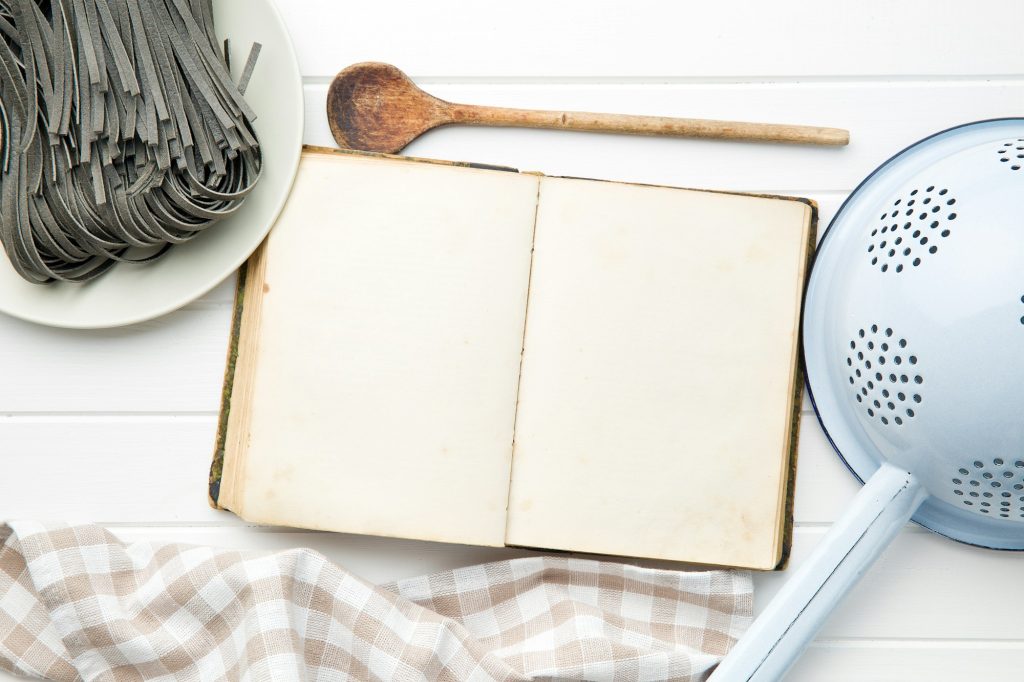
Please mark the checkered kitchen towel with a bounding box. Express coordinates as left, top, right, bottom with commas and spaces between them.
0, 522, 752, 681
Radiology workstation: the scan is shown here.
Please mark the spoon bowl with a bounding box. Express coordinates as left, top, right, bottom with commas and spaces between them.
328, 63, 448, 154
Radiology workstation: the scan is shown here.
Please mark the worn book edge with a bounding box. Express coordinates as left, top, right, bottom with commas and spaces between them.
208, 146, 815, 570
777, 198, 818, 571
207, 260, 245, 509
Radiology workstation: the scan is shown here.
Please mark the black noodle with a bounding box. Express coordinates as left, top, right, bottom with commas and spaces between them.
0, 0, 261, 283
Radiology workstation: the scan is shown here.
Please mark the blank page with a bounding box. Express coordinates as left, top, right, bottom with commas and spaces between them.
235, 153, 539, 547
506, 177, 811, 569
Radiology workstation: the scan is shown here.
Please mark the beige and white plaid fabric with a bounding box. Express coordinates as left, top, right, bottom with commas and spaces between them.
0, 522, 752, 681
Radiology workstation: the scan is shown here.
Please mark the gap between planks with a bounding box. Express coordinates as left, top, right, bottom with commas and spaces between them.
809, 637, 1024, 648
0, 413, 218, 421
303, 75, 1024, 87
54, 522, 935, 535
0, 409, 822, 420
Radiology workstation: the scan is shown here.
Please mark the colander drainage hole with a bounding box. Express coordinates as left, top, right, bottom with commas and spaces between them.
872, 187, 956, 272
997, 139, 1024, 171
848, 326, 922, 427
951, 458, 1024, 518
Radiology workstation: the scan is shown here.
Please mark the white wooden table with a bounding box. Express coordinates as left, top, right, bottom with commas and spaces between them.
3, 2, 1023, 679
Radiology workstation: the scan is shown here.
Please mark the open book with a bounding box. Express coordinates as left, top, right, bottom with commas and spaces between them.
210, 147, 815, 570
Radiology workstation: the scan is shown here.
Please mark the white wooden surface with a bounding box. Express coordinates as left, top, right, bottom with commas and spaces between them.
3, 1, 1024, 679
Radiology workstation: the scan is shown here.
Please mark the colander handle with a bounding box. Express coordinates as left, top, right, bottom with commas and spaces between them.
709, 462, 927, 682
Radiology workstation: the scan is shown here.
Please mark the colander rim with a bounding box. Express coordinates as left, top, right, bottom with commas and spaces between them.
803, 117, 1024, 551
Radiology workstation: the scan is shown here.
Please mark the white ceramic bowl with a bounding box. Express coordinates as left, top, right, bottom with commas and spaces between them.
0, 0, 304, 329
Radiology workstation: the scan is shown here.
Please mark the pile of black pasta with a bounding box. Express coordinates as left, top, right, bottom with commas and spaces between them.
0, 0, 261, 283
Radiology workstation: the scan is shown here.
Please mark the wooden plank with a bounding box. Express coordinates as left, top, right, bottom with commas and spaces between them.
304, 81, 1023, 192
0, 641, 1018, 682
278, 1, 1024, 79
0, 413, 924, 528
0, 418, 226, 524
790, 642, 1024, 681
0, 307, 232, 414
0, 408, 867, 525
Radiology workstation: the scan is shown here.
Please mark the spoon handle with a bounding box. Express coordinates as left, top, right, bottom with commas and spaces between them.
447, 103, 849, 146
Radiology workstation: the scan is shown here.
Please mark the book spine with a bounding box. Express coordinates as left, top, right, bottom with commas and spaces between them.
207, 262, 249, 509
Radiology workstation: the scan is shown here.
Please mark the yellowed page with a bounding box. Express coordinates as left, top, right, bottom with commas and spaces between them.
506, 177, 810, 569
235, 152, 539, 547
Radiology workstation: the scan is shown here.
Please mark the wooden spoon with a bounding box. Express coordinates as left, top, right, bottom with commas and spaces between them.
327, 62, 849, 154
